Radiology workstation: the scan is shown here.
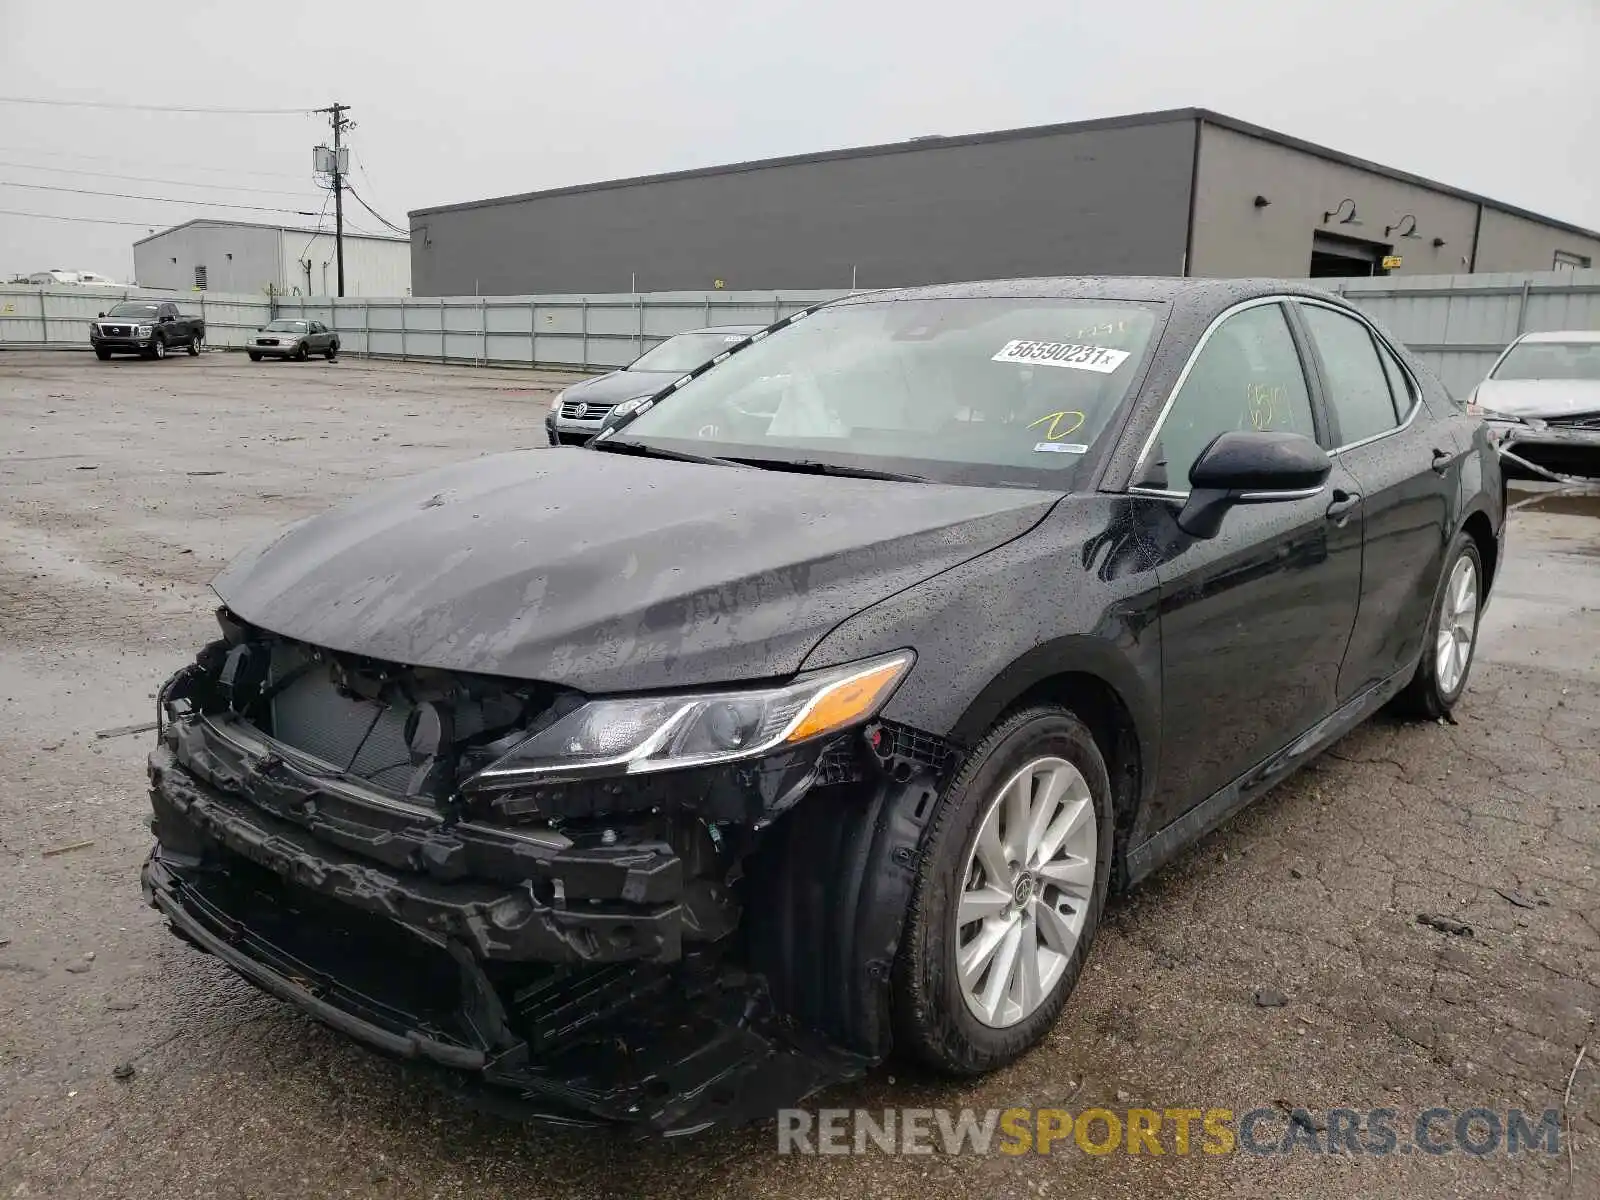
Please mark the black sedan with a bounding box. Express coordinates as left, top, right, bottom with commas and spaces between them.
141, 277, 1503, 1133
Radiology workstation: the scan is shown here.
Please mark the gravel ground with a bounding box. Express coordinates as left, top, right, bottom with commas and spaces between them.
1, 350, 1595, 1200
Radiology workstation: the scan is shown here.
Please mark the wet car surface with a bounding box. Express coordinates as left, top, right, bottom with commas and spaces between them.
1, 352, 1595, 1199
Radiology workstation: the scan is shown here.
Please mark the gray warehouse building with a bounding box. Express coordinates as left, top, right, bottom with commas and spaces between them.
410, 108, 1600, 297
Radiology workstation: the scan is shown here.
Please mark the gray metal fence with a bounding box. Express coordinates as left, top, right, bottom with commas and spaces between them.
1328, 268, 1600, 397
0, 284, 273, 351
0, 284, 839, 371
5, 271, 1598, 392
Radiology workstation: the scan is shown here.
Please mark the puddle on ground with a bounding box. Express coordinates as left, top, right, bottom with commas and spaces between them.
1508, 485, 1600, 518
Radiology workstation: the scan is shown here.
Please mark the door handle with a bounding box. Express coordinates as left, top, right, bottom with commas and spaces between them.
1431, 448, 1453, 475
1325, 489, 1361, 524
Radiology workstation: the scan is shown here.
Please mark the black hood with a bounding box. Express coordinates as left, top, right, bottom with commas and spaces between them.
212, 448, 1056, 693
562, 370, 678, 405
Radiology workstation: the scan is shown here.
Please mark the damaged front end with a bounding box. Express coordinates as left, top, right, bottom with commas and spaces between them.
1485, 413, 1600, 483
143, 610, 953, 1134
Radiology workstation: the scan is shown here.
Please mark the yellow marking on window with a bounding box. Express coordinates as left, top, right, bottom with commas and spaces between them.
1028, 410, 1087, 440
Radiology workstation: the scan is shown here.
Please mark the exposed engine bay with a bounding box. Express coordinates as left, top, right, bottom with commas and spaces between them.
143, 608, 955, 1133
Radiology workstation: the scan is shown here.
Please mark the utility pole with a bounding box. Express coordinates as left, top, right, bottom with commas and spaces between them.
313, 102, 352, 297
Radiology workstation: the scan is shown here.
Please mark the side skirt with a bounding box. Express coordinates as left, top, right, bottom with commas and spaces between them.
1122, 658, 1417, 887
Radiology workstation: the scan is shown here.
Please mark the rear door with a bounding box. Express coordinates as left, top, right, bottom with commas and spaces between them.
1132, 298, 1364, 829
1293, 301, 1454, 701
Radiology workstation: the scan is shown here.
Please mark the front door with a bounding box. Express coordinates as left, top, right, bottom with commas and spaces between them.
1294, 301, 1454, 700
1130, 299, 1363, 827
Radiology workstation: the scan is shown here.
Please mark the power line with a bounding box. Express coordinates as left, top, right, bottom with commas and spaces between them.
290, 189, 336, 291
295, 190, 335, 263
0, 160, 317, 197
0, 179, 319, 215
0, 207, 162, 228
0, 94, 312, 115
351, 146, 406, 228
345, 181, 408, 235
0, 144, 304, 181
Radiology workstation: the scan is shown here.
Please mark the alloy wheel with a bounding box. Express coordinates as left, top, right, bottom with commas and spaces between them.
956, 756, 1097, 1028
1436, 554, 1479, 695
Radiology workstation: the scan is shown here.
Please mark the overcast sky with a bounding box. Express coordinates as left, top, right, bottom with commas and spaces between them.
1, 0, 1596, 283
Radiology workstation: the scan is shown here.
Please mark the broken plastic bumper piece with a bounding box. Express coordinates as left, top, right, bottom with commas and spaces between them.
142, 743, 867, 1133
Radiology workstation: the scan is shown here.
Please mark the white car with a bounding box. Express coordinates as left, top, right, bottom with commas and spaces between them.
1471, 330, 1600, 481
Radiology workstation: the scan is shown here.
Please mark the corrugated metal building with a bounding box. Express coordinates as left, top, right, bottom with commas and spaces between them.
133, 219, 411, 297
409, 108, 1600, 296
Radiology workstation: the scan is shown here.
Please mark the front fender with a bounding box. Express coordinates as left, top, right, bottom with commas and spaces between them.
800, 495, 1164, 810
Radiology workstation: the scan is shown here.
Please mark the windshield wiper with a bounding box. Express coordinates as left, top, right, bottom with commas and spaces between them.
588, 438, 740, 468
728, 457, 928, 483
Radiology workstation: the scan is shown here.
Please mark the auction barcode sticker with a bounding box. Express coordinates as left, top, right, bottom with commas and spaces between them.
993, 340, 1130, 373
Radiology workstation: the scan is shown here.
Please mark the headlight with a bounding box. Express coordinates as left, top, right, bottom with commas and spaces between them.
467, 651, 913, 787
549, 390, 566, 413
610, 396, 648, 418
137, 324, 153, 336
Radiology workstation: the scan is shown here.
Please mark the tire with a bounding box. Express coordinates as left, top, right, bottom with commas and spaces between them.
94, 348, 111, 361
247, 352, 262, 362
325, 340, 339, 361
892, 706, 1113, 1076
1395, 531, 1484, 719
148, 336, 167, 360
295, 341, 310, 361
187, 333, 202, 356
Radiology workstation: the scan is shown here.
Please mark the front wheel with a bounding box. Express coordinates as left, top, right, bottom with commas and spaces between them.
247, 352, 262, 362
1396, 532, 1483, 719
892, 706, 1113, 1075
295, 341, 310, 361
148, 337, 167, 360
94, 348, 111, 361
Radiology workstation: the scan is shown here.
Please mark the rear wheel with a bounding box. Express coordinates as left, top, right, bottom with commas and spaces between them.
325, 340, 339, 361
187, 333, 202, 356
1396, 532, 1483, 719
892, 706, 1112, 1075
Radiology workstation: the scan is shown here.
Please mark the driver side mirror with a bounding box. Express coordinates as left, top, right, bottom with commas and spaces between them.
1176, 430, 1330, 539
98, 311, 105, 318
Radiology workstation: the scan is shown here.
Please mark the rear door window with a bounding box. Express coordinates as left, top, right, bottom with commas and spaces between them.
1299, 304, 1402, 444
1373, 337, 1416, 419
1133, 301, 1316, 492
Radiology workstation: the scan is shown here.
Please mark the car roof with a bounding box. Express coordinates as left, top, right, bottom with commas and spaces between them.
680, 325, 764, 335
1517, 329, 1600, 344
830, 275, 1347, 307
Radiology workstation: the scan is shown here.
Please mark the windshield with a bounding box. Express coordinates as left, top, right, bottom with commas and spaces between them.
265, 320, 310, 333
626, 331, 752, 374
1492, 340, 1600, 382
613, 298, 1161, 487
106, 303, 159, 318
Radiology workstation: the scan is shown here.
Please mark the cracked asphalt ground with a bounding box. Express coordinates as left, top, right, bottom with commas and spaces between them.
1, 350, 1596, 1200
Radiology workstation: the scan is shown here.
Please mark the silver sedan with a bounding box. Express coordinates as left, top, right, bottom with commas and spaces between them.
247, 319, 341, 362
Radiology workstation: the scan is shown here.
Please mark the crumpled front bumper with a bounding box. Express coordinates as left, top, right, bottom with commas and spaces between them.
1489, 419, 1600, 482
142, 738, 868, 1133
146, 734, 687, 963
